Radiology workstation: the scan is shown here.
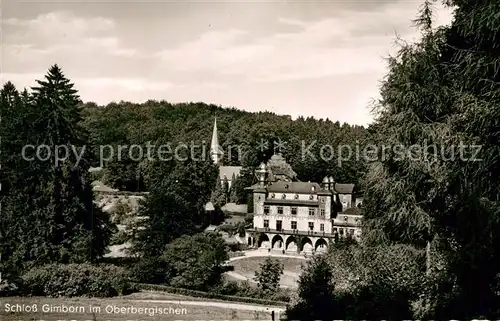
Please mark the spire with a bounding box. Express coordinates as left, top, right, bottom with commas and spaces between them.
210, 117, 223, 165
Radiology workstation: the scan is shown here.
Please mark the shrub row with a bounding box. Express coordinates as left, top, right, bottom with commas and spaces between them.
22, 263, 136, 297
133, 283, 288, 306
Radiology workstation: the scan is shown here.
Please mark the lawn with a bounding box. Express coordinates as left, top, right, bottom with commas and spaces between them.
229, 256, 306, 288
0, 294, 278, 321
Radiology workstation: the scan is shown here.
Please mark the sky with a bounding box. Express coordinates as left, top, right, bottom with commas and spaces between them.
1, 0, 455, 126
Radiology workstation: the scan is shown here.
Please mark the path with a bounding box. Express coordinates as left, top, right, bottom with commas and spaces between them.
134, 299, 286, 312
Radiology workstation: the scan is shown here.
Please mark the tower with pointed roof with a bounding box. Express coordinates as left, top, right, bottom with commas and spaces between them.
208, 118, 242, 190
210, 117, 224, 166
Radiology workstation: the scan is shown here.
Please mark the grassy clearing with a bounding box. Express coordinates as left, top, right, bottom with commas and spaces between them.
231, 256, 306, 275
229, 257, 306, 288
0, 295, 276, 321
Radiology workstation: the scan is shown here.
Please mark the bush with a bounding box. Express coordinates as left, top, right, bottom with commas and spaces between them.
110, 230, 130, 245
211, 280, 291, 303
22, 263, 135, 297
218, 224, 237, 235
134, 282, 288, 305
228, 243, 248, 252
129, 257, 172, 284
0, 279, 21, 297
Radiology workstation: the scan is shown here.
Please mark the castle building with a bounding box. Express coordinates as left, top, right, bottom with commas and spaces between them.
210, 118, 242, 188
246, 162, 362, 254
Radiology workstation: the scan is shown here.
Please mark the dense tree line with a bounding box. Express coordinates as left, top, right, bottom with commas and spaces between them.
287, 1, 500, 319
81, 99, 370, 193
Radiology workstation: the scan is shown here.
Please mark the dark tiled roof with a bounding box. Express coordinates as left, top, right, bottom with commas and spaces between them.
267, 181, 322, 194
264, 199, 319, 207
334, 183, 355, 194
245, 183, 260, 190
219, 166, 242, 180
341, 207, 362, 215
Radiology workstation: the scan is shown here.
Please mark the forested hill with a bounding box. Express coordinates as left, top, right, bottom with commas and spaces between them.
81, 100, 371, 192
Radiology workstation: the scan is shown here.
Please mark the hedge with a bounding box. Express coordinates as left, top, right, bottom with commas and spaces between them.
133, 283, 288, 306
22, 263, 136, 297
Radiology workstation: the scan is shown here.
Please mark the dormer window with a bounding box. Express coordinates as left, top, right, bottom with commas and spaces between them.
294, 194, 299, 200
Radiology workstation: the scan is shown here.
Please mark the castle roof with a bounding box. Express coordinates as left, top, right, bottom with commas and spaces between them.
335, 183, 355, 194
340, 207, 362, 215
267, 181, 322, 194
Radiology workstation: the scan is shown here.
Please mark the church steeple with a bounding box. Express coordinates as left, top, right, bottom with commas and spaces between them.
210, 117, 223, 165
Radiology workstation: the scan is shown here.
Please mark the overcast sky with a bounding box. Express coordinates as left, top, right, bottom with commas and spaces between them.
2, 0, 454, 125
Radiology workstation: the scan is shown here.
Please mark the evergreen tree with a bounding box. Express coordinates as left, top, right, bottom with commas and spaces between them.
362, 2, 500, 318
1, 66, 114, 273
229, 173, 238, 203
210, 176, 226, 208
222, 176, 230, 204
253, 257, 283, 293
286, 254, 338, 321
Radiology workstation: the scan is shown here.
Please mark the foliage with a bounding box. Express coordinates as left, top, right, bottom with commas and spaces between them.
227, 242, 248, 252
134, 282, 289, 305
237, 222, 246, 237
229, 173, 239, 203
128, 256, 173, 284
113, 199, 132, 224
254, 257, 284, 293
210, 177, 227, 208
80, 101, 369, 192
0, 66, 114, 276
22, 263, 134, 297
361, 1, 500, 318
0, 279, 21, 297
161, 233, 229, 290
286, 254, 338, 321
131, 157, 217, 257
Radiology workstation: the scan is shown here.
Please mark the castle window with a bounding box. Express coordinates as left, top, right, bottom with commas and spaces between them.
320, 209, 325, 216
281, 194, 286, 199
264, 220, 269, 228
308, 207, 315, 216
277, 206, 283, 215
309, 195, 314, 200
271, 193, 275, 198
320, 197, 325, 203
308, 222, 314, 231
320, 224, 324, 232
291, 221, 297, 230
294, 194, 299, 199
344, 216, 348, 221
264, 206, 270, 214
291, 207, 297, 215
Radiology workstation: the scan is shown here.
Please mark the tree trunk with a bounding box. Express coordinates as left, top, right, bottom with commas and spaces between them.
426, 240, 431, 276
